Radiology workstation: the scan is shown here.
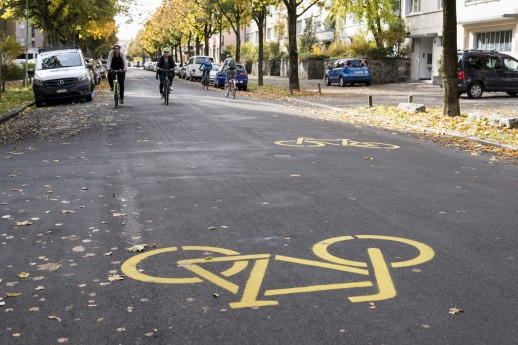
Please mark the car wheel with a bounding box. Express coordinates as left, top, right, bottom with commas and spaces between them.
506, 92, 517, 96
242, 85, 247, 91
467, 82, 483, 99
325, 75, 331, 86
86, 93, 93, 102
339, 76, 345, 87
35, 101, 43, 107
365, 82, 371, 86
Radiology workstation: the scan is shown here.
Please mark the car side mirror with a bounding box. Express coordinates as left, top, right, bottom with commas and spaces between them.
86, 62, 93, 69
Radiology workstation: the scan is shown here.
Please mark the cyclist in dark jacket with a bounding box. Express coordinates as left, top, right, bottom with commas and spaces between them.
107, 43, 128, 103
156, 47, 176, 98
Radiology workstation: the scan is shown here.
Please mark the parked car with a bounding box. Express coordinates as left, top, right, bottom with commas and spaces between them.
325, 58, 371, 87
96, 60, 106, 79
84, 58, 101, 86
457, 49, 518, 99
214, 64, 248, 91
208, 63, 221, 85
179, 62, 187, 79
186, 55, 214, 81
32, 47, 93, 106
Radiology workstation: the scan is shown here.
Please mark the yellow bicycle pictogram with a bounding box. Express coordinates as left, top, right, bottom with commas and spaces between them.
121, 235, 433, 309
274, 138, 400, 149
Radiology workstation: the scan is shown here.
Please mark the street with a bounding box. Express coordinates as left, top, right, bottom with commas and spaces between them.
1, 68, 517, 345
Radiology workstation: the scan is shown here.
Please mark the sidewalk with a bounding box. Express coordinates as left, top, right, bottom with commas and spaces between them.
247, 75, 518, 153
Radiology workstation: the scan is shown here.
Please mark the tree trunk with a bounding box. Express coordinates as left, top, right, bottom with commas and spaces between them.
442, 0, 460, 117
235, 17, 241, 63
286, 0, 300, 94
254, 7, 266, 86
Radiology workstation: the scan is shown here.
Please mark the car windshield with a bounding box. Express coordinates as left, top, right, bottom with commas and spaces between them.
211, 64, 221, 71
39, 52, 82, 70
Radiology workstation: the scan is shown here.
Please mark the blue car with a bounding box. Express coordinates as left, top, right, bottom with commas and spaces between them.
214, 64, 248, 91
325, 58, 371, 87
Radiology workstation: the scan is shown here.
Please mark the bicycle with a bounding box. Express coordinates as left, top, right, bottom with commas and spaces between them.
225, 78, 236, 99
110, 69, 123, 108
159, 68, 174, 105
201, 71, 210, 90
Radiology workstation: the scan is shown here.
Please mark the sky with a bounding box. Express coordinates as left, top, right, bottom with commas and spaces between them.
115, 0, 163, 42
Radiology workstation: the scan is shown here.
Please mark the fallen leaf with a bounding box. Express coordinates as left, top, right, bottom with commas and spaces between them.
112, 212, 126, 217
363, 156, 374, 160
15, 221, 33, 226
37, 263, 62, 271
128, 244, 146, 252
29, 307, 40, 312
35, 286, 44, 291
17, 272, 30, 278
449, 307, 464, 315
117, 327, 126, 333
108, 274, 124, 282
72, 246, 85, 253
57, 338, 68, 343
48, 315, 61, 322
5, 293, 22, 297
60, 210, 76, 214
104, 252, 113, 256
207, 227, 217, 230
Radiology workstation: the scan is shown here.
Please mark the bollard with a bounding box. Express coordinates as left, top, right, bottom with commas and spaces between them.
317, 83, 321, 94
408, 95, 413, 103
368, 95, 372, 107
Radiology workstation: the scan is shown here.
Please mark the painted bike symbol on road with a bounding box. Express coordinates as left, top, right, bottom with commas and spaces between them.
275, 138, 400, 149
121, 235, 433, 309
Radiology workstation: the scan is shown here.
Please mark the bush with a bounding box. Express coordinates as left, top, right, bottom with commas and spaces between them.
1, 61, 25, 81
366, 47, 394, 59
348, 33, 375, 57
240, 42, 258, 63
299, 53, 330, 61
326, 40, 348, 58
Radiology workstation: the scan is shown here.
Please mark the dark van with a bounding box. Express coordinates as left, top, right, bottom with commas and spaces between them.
457, 50, 518, 98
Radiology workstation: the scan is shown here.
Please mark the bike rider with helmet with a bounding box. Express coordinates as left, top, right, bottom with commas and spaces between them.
156, 47, 176, 98
199, 58, 212, 84
107, 43, 128, 103
222, 53, 237, 88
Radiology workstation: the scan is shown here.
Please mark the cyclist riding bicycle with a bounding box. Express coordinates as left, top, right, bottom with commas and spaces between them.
107, 43, 128, 103
222, 53, 237, 88
156, 47, 176, 98
199, 58, 212, 84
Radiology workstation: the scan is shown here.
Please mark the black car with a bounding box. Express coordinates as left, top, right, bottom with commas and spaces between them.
457, 49, 518, 98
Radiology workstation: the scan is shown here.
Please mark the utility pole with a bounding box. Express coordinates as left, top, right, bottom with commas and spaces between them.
24, 0, 29, 87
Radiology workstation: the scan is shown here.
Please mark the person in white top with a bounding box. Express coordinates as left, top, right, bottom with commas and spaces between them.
107, 43, 128, 103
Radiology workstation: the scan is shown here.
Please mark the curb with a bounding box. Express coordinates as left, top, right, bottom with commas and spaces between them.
286, 98, 518, 152
0, 102, 34, 124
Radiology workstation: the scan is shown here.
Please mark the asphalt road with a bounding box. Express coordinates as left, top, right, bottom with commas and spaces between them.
1, 69, 517, 345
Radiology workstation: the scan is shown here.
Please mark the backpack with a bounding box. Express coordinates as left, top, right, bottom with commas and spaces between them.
227, 58, 236, 70
202, 59, 212, 70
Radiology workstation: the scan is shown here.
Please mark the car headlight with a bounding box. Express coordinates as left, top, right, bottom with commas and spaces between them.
33, 78, 43, 86
78, 72, 88, 81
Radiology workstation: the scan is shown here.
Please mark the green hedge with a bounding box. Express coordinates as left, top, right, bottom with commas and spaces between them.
1, 61, 26, 80
299, 53, 330, 61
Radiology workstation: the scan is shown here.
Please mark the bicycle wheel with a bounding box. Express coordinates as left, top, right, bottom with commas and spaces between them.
231, 81, 236, 99
165, 80, 169, 105
225, 83, 229, 98
114, 81, 119, 108
204, 75, 209, 90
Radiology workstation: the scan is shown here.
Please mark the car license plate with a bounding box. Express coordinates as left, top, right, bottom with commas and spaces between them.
56, 89, 67, 93
354, 71, 364, 74
238, 80, 243, 83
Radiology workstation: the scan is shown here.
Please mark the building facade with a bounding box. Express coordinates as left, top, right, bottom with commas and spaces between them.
242, 0, 518, 81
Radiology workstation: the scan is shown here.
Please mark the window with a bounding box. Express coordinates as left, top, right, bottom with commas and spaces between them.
476, 30, 512, 52
406, 0, 420, 14
296, 20, 303, 35
503, 57, 518, 72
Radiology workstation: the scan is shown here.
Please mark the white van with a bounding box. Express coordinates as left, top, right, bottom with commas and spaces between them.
186, 55, 214, 81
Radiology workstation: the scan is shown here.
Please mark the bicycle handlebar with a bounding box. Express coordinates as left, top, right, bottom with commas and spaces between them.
110, 69, 124, 73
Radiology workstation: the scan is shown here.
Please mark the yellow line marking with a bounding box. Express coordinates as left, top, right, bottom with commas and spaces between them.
349, 248, 396, 302
312, 236, 368, 267
265, 281, 373, 296
187, 264, 240, 294
178, 254, 270, 265
274, 255, 369, 275
121, 246, 248, 284
230, 259, 278, 309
